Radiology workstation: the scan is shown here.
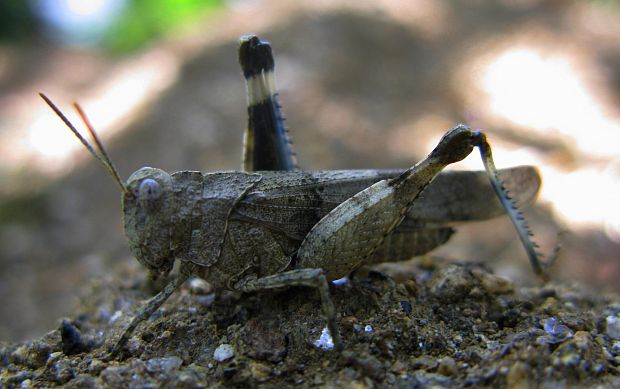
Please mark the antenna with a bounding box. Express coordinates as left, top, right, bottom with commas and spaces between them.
39, 93, 130, 195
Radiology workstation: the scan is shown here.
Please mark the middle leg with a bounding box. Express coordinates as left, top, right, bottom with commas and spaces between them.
235, 268, 343, 351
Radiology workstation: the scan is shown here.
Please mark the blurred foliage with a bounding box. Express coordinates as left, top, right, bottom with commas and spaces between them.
0, 0, 224, 51
0, 2, 39, 41
104, 0, 224, 53
0, 192, 46, 225
590, 0, 620, 6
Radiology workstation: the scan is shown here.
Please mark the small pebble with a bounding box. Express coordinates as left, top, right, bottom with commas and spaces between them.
404, 279, 418, 297
60, 320, 87, 355
313, 327, 334, 350
250, 361, 272, 382
411, 355, 438, 370
188, 277, 213, 295
48, 351, 63, 362
537, 317, 573, 344
606, 316, 620, 339
506, 361, 532, 389
11, 345, 30, 365
213, 344, 235, 362
400, 300, 412, 314
364, 325, 373, 333
429, 265, 475, 302
86, 359, 106, 375
437, 356, 458, 376
471, 268, 514, 294
573, 331, 590, 350
145, 356, 183, 373
109, 310, 123, 323
340, 316, 359, 331
196, 294, 216, 307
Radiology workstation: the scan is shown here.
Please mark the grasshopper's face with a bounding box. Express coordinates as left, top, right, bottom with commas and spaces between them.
123, 167, 175, 279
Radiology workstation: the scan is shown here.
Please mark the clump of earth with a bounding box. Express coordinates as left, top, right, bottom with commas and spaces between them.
2, 257, 620, 387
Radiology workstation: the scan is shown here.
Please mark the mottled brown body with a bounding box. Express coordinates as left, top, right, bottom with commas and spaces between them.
123, 166, 539, 288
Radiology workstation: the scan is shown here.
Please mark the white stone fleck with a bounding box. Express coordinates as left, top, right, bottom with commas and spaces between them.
213, 344, 235, 362
607, 316, 620, 339
188, 277, 212, 294
110, 310, 123, 323
313, 327, 334, 350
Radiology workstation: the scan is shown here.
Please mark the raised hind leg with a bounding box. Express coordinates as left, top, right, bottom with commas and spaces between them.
238, 35, 298, 172
296, 125, 553, 281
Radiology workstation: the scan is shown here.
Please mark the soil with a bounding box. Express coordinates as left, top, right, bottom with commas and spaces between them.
2, 257, 620, 388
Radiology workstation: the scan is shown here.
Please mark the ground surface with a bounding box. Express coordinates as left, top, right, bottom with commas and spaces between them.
2, 258, 620, 388
1, 1, 619, 343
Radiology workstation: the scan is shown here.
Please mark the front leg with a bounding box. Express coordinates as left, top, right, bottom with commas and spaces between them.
236, 269, 343, 352
108, 272, 191, 358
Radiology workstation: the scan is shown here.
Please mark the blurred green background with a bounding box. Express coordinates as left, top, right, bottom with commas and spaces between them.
0, 0, 224, 51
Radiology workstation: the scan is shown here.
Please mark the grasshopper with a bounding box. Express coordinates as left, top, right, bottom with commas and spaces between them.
40, 35, 555, 356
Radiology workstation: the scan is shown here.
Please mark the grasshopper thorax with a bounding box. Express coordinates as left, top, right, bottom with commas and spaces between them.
123, 167, 175, 279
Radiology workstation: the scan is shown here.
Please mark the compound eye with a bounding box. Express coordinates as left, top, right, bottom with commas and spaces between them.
138, 178, 162, 202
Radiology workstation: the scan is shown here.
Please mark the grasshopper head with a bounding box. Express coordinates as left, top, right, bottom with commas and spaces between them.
40, 94, 178, 280
40, 94, 177, 279
123, 167, 175, 279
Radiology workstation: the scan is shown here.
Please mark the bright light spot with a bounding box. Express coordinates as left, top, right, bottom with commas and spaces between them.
66, 0, 109, 16
80, 49, 179, 137
472, 46, 620, 241
28, 113, 81, 159
18, 49, 179, 177
483, 50, 580, 130
542, 167, 617, 224
541, 163, 620, 240
481, 48, 620, 158
34, 0, 126, 45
